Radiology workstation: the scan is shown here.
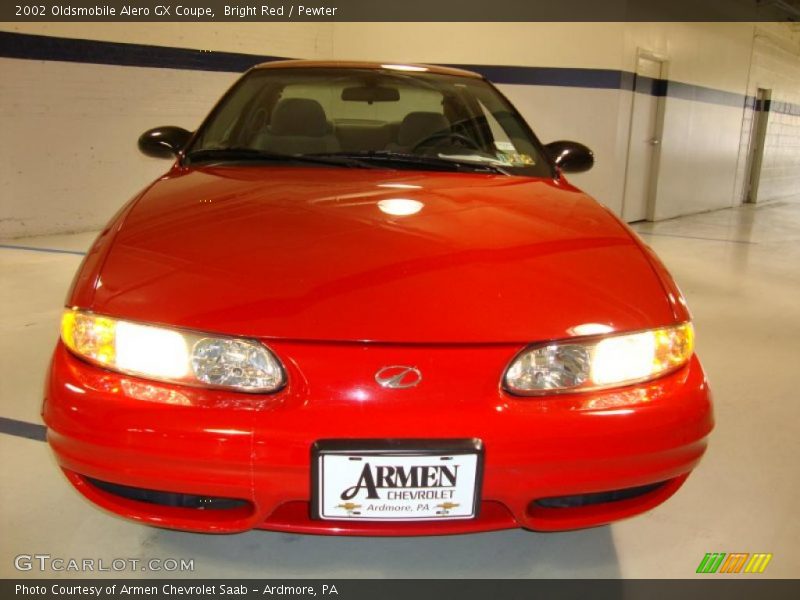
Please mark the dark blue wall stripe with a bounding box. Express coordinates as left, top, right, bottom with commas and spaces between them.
768, 99, 800, 117
664, 80, 748, 109
632, 75, 666, 96
0, 417, 47, 442
0, 243, 87, 256
743, 96, 800, 117
446, 63, 627, 90
2, 30, 799, 115
0, 30, 282, 72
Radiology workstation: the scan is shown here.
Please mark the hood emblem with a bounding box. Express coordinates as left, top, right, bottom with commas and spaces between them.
375, 365, 422, 389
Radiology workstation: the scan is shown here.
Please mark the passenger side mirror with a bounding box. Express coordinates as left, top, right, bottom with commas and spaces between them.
544, 140, 594, 173
138, 126, 193, 159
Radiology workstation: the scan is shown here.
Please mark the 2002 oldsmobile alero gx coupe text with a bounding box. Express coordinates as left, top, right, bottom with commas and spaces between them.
44, 60, 713, 535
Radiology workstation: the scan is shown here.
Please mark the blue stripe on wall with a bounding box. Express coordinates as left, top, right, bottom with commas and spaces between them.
743, 96, 800, 117
2, 30, 799, 115
767, 99, 800, 117
446, 63, 627, 90
0, 30, 282, 72
664, 80, 748, 109
0, 243, 87, 256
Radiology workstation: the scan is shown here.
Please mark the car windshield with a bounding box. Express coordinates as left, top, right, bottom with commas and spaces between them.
185, 66, 553, 177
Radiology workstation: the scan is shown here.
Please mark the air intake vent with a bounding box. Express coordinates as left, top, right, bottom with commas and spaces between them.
535, 481, 666, 509
86, 477, 248, 510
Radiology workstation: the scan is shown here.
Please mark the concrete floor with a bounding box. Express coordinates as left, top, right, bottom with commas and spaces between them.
1, 199, 799, 578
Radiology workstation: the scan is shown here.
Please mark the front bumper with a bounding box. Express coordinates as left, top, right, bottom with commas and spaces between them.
43, 340, 713, 535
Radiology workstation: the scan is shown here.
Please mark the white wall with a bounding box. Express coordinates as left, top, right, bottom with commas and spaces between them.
622, 23, 754, 219
732, 25, 800, 205
747, 28, 800, 203
4, 22, 334, 56
329, 22, 628, 70
497, 85, 628, 214
0, 23, 332, 238
2, 22, 800, 238
0, 58, 236, 235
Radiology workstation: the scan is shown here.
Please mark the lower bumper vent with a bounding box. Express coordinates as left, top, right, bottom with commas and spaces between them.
85, 477, 248, 510
534, 481, 666, 509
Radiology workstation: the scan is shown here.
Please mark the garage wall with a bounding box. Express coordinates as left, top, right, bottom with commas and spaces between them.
332, 22, 757, 221
0, 59, 232, 236
622, 23, 754, 220
745, 28, 800, 203
1, 22, 799, 238
0, 23, 332, 238
4, 21, 335, 57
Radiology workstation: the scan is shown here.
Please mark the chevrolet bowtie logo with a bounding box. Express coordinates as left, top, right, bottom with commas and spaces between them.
435, 501, 460, 515
336, 502, 361, 513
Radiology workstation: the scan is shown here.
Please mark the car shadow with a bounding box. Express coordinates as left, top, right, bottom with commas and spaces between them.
152, 525, 621, 578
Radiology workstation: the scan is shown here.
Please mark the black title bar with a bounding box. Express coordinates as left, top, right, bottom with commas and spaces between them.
4, 579, 800, 600
2, 0, 800, 22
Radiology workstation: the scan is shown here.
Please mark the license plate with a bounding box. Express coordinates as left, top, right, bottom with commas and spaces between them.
312, 440, 483, 521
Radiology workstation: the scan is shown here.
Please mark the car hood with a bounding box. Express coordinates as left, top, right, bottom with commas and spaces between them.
89, 166, 676, 343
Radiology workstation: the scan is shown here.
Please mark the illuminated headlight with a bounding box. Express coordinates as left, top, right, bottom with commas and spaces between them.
504, 323, 694, 395
60, 309, 284, 393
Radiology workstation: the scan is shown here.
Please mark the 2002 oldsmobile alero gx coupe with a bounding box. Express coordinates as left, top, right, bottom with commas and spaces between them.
44, 60, 713, 535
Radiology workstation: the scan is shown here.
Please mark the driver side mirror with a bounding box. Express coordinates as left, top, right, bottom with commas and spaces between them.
138, 126, 193, 159
544, 140, 594, 173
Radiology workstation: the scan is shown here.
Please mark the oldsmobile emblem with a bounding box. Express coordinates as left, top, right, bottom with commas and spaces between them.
375, 365, 422, 389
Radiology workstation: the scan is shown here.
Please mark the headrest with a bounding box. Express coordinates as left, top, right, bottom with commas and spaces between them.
397, 112, 450, 146
270, 98, 329, 137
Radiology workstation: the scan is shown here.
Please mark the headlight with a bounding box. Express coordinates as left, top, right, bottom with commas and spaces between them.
504, 323, 694, 395
60, 308, 285, 393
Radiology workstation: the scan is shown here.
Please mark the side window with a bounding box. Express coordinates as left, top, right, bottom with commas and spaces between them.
196, 76, 274, 148
478, 100, 514, 148
475, 98, 538, 166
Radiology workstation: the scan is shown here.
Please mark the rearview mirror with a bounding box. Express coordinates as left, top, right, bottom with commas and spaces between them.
544, 140, 594, 173
341, 86, 400, 103
138, 126, 193, 159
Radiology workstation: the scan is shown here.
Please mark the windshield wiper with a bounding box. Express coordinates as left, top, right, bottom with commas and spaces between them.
184, 147, 377, 169
309, 151, 510, 175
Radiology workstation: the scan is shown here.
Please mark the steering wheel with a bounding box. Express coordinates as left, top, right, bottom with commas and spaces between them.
411, 131, 482, 152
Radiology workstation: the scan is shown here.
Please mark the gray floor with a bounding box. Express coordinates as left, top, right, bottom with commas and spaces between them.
2, 199, 799, 578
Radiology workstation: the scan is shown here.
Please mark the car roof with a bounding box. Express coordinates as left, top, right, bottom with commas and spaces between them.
251, 59, 484, 79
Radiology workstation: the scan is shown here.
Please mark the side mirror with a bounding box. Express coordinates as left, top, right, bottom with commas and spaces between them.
545, 140, 594, 173
138, 126, 193, 159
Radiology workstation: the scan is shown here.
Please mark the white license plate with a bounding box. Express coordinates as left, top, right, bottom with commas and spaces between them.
314, 441, 482, 521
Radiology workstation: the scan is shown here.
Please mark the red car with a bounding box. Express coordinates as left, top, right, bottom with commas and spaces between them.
44, 60, 713, 535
